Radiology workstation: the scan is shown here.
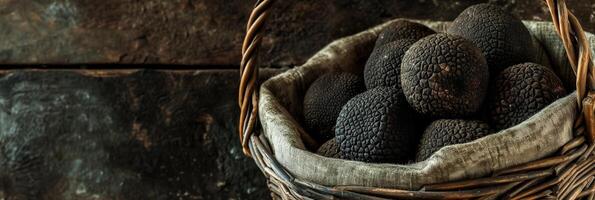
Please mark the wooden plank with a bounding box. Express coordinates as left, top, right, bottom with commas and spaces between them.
0, 0, 592, 66
0, 69, 282, 200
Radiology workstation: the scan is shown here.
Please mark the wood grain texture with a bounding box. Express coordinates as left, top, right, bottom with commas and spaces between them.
0, 0, 593, 66
0, 69, 281, 200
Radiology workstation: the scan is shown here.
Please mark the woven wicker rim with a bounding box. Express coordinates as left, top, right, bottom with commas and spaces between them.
239, 0, 595, 199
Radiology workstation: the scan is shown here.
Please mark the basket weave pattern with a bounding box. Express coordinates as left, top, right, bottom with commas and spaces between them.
239, 0, 595, 199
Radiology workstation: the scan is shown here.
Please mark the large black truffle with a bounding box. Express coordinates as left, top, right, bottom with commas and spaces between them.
416, 119, 491, 161
335, 87, 421, 164
487, 63, 566, 131
448, 3, 536, 74
303, 72, 364, 141
364, 39, 417, 90
375, 20, 435, 47
401, 33, 489, 118
316, 138, 342, 159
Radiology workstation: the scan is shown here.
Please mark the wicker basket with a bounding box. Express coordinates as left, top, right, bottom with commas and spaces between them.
238, 0, 595, 199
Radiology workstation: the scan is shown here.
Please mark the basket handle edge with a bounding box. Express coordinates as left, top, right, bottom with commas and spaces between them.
545, 0, 595, 143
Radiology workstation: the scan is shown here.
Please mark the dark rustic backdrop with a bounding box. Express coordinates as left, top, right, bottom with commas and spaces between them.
1, 0, 593, 65
0, 0, 593, 200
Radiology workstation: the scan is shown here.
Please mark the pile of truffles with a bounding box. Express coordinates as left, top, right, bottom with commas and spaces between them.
303, 3, 567, 164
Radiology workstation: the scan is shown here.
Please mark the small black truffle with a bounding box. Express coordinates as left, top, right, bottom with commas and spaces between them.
416, 119, 491, 161
448, 3, 536, 74
316, 138, 342, 159
401, 33, 489, 118
375, 20, 435, 47
364, 39, 417, 90
487, 63, 566, 131
336, 87, 421, 164
303, 72, 364, 141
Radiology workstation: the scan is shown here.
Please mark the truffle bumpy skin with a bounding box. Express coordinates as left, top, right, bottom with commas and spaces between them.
487, 63, 567, 131
364, 39, 417, 90
401, 33, 489, 118
303, 72, 364, 142
416, 119, 491, 162
375, 20, 435, 47
448, 3, 536, 74
336, 87, 421, 164
316, 138, 342, 159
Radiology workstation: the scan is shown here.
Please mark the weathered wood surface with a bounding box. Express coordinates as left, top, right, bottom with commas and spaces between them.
0, 69, 281, 200
0, 0, 593, 66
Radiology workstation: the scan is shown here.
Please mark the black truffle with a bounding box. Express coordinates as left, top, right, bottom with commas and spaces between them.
335, 87, 421, 164
304, 72, 364, 141
487, 63, 566, 131
316, 138, 342, 159
376, 20, 435, 47
448, 3, 536, 74
416, 119, 491, 161
364, 39, 417, 90
401, 33, 489, 118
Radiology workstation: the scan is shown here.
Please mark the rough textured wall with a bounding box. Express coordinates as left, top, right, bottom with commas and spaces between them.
0, 0, 592, 66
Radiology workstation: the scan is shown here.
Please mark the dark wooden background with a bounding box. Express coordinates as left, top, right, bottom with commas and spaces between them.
1, 0, 593, 65
0, 0, 593, 199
